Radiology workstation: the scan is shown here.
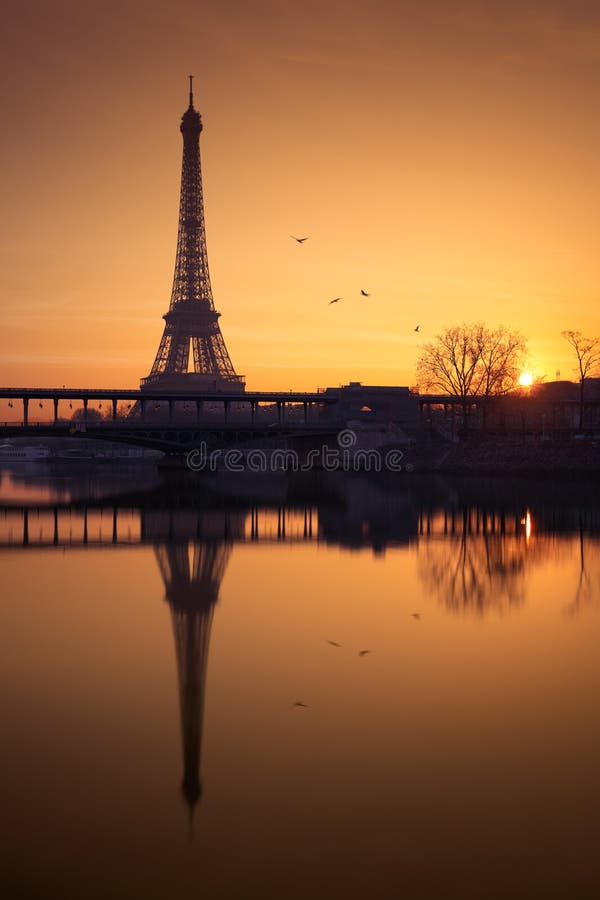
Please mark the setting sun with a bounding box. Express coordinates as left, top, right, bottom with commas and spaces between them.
519, 372, 533, 387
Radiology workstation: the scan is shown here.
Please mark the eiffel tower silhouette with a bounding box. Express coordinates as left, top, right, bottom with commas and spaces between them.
142, 77, 244, 393
154, 539, 232, 819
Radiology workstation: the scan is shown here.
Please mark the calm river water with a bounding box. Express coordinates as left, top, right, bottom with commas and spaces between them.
1, 465, 600, 899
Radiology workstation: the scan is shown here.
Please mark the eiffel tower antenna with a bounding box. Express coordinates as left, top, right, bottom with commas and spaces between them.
141, 79, 245, 393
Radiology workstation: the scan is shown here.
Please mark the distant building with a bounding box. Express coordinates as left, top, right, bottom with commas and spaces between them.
583, 378, 600, 400
321, 383, 419, 425
531, 381, 578, 401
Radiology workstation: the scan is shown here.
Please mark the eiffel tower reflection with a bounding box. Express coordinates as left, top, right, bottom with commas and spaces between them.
152, 511, 245, 819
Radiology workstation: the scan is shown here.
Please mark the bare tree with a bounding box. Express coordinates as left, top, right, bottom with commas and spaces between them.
561, 330, 600, 430
70, 407, 104, 424
416, 323, 527, 398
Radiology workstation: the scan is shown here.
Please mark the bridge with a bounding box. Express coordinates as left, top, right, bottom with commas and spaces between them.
0, 503, 318, 549
0, 387, 341, 453
2, 490, 599, 551
4, 386, 600, 453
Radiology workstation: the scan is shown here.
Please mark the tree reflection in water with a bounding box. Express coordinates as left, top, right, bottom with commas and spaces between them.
565, 520, 600, 618
417, 507, 554, 616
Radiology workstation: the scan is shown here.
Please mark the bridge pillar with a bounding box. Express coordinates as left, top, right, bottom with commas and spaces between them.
277, 401, 282, 424
196, 400, 203, 422
112, 398, 118, 421
303, 401, 308, 424
23, 398, 29, 426
141, 399, 147, 422
168, 400, 174, 424
224, 400, 230, 423
251, 401, 256, 425
53, 398, 59, 424
83, 398, 89, 425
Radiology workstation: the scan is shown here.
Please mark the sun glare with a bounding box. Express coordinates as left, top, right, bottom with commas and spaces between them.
519, 372, 533, 387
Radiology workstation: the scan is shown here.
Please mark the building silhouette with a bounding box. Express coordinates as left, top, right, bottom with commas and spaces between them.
142, 77, 244, 393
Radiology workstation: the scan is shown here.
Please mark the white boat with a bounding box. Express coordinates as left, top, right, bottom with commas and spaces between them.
0, 442, 51, 462
51, 444, 161, 461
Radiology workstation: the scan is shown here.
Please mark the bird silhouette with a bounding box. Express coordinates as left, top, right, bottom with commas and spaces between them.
414, 325, 420, 332
327, 640, 342, 647
292, 701, 308, 708
291, 235, 309, 243
360, 289, 370, 297
358, 649, 370, 657
329, 297, 342, 305
411, 613, 422, 620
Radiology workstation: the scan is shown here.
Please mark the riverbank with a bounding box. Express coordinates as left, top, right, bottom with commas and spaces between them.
409, 435, 600, 474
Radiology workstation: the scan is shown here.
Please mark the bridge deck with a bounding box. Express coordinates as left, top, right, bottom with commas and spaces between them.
0, 387, 336, 402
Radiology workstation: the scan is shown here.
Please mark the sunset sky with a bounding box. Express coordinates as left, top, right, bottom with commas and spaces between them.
1, 0, 600, 391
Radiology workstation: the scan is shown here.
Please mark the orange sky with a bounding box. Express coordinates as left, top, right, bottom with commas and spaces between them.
1, 0, 600, 391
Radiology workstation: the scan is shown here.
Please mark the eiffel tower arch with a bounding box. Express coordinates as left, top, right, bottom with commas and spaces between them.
142, 77, 244, 394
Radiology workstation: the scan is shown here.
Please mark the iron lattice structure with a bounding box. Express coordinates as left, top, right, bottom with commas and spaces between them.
154, 539, 233, 816
142, 78, 244, 392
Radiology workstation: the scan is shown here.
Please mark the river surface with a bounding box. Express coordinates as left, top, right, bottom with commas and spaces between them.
1, 465, 600, 899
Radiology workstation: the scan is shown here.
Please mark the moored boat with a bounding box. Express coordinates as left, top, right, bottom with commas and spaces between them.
0, 442, 51, 462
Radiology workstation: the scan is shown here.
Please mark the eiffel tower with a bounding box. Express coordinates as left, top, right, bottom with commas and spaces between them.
141, 77, 244, 393
154, 539, 232, 818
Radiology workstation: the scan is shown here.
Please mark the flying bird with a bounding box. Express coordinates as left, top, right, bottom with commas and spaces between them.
360, 289, 370, 297
414, 325, 420, 332
329, 297, 342, 305
327, 640, 342, 647
411, 613, 422, 620
358, 650, 371, 657
291, 235, 309, 243
292, 701, 308, 708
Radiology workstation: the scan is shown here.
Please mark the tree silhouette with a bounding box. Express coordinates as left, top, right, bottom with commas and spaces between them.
416, 323, 527, 398
69, 407, 104, 424
561, 330, 600, 430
